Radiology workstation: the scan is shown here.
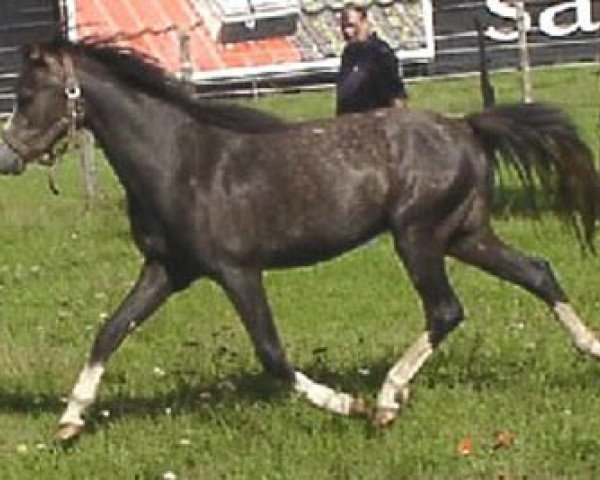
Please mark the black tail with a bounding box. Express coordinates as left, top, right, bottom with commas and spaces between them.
466, 103, 600, 250
474, 17, 495, 109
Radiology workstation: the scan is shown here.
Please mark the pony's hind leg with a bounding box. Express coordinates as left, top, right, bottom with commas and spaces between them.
374, 233, 464, 426
219, 266, 366, 416
449, 228, 600, 358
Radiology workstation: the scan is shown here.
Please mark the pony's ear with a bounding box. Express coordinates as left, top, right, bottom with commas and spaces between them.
23, 42, 64, 70
24, 43, 47, 63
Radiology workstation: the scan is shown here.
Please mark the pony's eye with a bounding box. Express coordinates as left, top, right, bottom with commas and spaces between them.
17, 90, 34, 106
16, 97, 30, 108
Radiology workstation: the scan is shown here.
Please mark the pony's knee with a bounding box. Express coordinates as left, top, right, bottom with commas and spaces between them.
429, 298, 464, 344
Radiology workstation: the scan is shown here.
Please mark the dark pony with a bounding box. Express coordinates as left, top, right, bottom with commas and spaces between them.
2, 37, 600, 441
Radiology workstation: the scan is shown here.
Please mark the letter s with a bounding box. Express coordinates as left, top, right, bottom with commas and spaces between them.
485, 0, 532, 42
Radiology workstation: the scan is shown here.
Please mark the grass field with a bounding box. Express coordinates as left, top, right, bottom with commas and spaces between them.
0, 65, 599, 479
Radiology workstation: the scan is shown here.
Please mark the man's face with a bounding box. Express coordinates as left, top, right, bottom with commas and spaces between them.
341, 10, 369, 42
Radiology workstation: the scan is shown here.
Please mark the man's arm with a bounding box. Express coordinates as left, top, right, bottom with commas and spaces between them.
375, 41, 409, 107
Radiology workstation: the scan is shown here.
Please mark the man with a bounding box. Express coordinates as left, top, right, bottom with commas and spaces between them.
336, 3, 408, 115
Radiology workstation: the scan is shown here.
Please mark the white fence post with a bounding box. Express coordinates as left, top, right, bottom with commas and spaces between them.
515, 0, 533, 103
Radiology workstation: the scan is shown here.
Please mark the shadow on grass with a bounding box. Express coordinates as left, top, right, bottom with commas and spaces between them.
0, 347, 598, 430
0, 389, 63, 415
0, 360, 389, 424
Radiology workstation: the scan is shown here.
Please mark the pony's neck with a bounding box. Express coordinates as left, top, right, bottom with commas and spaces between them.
77, 55, 165, 143
75, 54, 180, 194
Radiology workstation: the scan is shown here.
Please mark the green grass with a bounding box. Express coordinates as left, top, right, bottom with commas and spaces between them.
1, 65, 600, 479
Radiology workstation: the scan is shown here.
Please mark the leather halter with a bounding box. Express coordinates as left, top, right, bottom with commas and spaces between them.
1, 53, 84, 165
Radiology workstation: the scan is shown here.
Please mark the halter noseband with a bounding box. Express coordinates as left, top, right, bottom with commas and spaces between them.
1, 52, 84, 165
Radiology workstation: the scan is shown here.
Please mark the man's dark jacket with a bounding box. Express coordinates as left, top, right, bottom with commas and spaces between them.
336, 33, 408, 115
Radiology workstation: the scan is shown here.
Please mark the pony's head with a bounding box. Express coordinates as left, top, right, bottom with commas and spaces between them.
1, 40, 83, 168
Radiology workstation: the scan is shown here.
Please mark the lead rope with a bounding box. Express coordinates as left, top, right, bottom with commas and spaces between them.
45, 127, 81, 195
42, 118, 79, 195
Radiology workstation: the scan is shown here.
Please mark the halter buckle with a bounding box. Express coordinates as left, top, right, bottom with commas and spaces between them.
65, 84, 81, 101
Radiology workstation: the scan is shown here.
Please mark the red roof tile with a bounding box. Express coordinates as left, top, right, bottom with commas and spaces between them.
75, 0, 301, 72
73, 0, 431, 77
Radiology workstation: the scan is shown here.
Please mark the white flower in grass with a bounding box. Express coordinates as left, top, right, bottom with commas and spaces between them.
198, 391, 213, 400
162, 472, 177, 480
217, 380, 236, 391
101, 409, 110, 418
179, 438, 191, 446
153, 366, 166, 377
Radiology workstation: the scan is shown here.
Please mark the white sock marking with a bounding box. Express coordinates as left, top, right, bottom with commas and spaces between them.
554, 302, 600, 357
59, 363, 105, 426
294, 371, 354, 415
376, 332, 434, 410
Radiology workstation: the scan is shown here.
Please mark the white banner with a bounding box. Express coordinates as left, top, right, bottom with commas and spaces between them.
486, 0, 600, 41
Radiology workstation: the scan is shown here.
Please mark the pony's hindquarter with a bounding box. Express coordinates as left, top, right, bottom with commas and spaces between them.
374, 103, 600, 426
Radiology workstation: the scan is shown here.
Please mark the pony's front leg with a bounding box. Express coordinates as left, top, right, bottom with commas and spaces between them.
374, 332, 434, 425
56, 261, 173, 442
219, 266, 366, 417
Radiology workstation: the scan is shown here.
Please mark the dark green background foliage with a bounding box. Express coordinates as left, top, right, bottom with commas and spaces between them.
0, 66, 599, 479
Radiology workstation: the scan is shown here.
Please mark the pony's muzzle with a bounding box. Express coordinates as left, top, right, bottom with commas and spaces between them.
0, 143, 26, 175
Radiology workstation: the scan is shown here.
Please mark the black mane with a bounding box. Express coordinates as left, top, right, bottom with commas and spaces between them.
55, 37, 289, 134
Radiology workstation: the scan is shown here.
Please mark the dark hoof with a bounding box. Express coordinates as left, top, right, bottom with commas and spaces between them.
55, 423, 84, 443
372, 407, 398, 428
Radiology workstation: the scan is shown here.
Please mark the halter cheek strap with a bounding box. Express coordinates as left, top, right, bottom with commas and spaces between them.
62, 52, 85, 130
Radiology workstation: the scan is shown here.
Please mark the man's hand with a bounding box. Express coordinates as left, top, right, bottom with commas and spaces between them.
394, 98, 408, 109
